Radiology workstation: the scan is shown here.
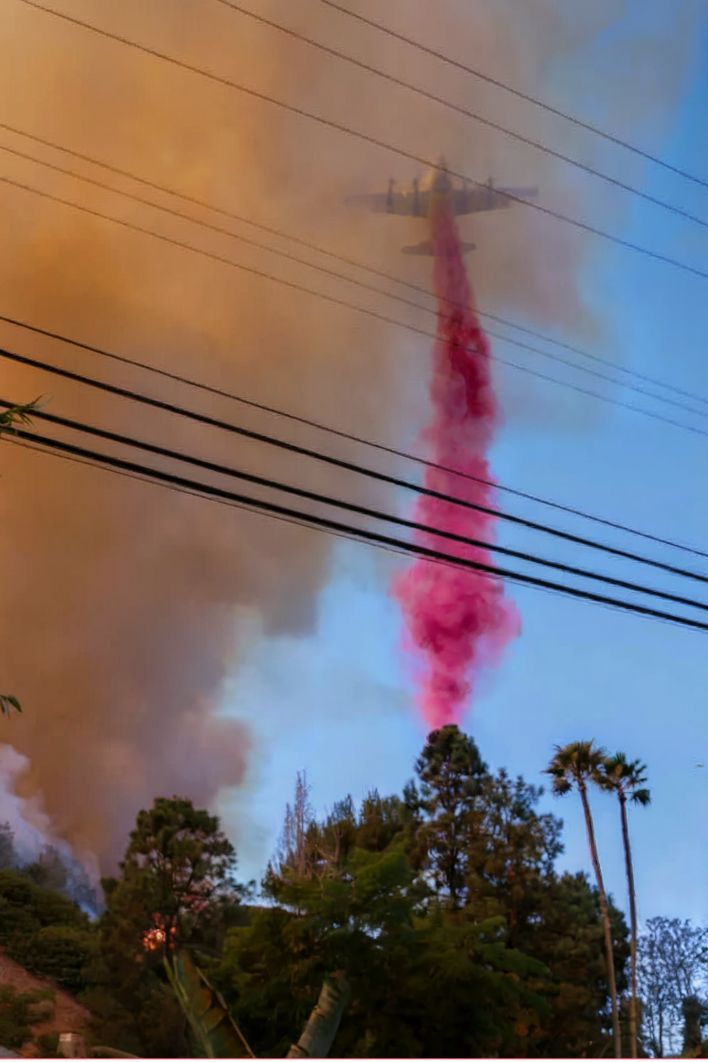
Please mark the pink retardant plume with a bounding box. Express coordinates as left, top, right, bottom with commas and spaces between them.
394, 204, 519, 729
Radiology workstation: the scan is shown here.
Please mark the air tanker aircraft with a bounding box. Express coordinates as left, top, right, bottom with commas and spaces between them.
349, 156, 537, 255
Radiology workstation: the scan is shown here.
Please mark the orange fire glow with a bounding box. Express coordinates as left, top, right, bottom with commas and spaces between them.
142, 913, 177, 952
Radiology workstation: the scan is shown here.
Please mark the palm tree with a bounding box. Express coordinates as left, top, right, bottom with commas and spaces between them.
599, 753, 650, 1059
546, 741, 621, 1058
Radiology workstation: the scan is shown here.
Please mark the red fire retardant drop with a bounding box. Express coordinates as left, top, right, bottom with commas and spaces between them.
394, 204, 520, 728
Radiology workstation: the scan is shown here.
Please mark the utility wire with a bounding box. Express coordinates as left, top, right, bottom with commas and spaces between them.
3, 120, 706, 410
14, 0, 708, 281
3, 139, 707, 425
5, 434, 392, 557
9, 397, 708, 616
2, 313, 707, 563
318, 0, 708, 192
4, 173, 708, 445
217, 0, 708, 230
8, 423, 708, 634
12, 396, 708, 614
6, 344, 708, 586
5, 433, 688, 636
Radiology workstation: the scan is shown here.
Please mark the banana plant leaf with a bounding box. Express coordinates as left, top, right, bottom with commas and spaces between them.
164, 949, 254, 1058
287, 971, 351, 1059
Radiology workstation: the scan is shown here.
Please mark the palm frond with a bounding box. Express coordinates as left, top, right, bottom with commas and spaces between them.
0, 695, 21, 717
0, 399, 41, 436
602, 752, 650, 801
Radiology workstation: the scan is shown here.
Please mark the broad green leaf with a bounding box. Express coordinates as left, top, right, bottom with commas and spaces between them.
164, 949, 254, 1058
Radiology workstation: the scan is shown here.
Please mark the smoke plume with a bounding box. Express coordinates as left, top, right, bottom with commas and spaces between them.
0, 0, 701, 871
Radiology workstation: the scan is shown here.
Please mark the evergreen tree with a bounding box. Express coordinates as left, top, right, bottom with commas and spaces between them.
84, 796, 245, 1057
409, 724, 487, 908
0, 822, 17, 870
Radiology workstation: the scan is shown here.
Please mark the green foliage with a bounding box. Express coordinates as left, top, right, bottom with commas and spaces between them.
214, 752, 570, 1058
164, 949, 253, 1058
682, 995, 708, 1057
599, 752, 651, 806
114, 795, 240, 953
34, 1032, 60, 1057
408, 724, 487, 908
0, 868, 88, 943
0, 401, 38, 436
0, 869, 93, 996
545, 739, 608, 796
0, 694, 21, 718
85, 797, 245, 1058
0, 822, 17, 870
66, 735, 649, 1058
26, 846, 69, 893
0, 985, 53, 1050
516, 871, 629, 1056
20, 924, 96, 992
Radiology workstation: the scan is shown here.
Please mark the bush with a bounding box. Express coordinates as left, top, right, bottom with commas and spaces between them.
0, 870, 87, 940
34, 1032, 60, 1057
20, 925, 95, 992
0, 985, 53, 1050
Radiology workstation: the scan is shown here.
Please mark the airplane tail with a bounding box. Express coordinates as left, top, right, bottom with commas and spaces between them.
402, 240, 476, 256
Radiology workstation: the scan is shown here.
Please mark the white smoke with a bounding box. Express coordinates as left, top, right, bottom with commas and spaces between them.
0, 744, 100, 913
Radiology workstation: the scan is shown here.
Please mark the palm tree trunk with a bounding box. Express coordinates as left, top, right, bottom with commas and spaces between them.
618, 794, 638, 1057
579, 781, 622, 1057
287, 972, 351, 1058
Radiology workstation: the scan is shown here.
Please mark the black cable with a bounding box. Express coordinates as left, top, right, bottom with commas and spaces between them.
318, 0, 708, 192
3, 140, 707, 424
4, 438, 384, 557
217, 0, 708, 230
4, 396, 708, 615
14, 0, 708, 281
2, 312, 707, 562
4, 434, 671, 636
5, 344, 708, 587
5, 173, 708, 445
3, 119, 705, 408
8, 423, 708, 633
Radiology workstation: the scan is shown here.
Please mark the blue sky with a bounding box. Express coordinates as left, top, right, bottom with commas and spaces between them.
220, 0, 708, 928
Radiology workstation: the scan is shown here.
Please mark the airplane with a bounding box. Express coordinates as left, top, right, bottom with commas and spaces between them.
347, 156, 537, 255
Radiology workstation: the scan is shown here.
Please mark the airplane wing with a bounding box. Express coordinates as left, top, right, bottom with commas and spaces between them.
452, 185, 538, 215
346, 188, 431, 216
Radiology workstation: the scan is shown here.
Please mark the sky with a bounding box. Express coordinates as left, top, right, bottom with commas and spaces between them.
0, 0, 707, 929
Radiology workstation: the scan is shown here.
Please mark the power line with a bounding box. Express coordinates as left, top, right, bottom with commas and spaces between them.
8, 422, 708, 634
318, 0, 708, 192
10, 395, 708, 614
6, 433, 687, 638
12, 395, 708, 619
217, 0, 708, 231
2, 312, 707, 563
6, 343, 708, 587
5, 172, 708, 445
14, 0, 708, 282
3, 140, 708, 426
3, 121, 706, 411
5, 434, 394, 558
